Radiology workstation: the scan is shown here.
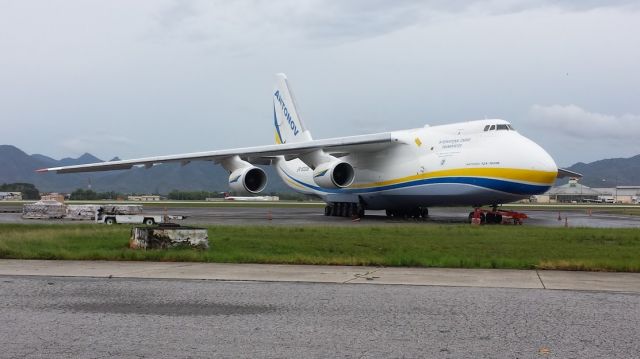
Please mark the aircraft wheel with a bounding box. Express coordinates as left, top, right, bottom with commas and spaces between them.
324, 206, 331, 216
144, 218, 155, 225
105, 217, 116, 225
486, 212, 495, 224
385, 210, 393, 217
350, 203, 358, 217
346, 204, 354, 217
330, 204, 338, 216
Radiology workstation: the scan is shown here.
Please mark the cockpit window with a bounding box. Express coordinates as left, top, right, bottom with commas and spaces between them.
483, 125, 490, 131
507, 124, 515, 130
489, 125, 495, 131
496, 124, 509, 130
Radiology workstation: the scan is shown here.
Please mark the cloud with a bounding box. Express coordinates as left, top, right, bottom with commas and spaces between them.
156, 0, 199, 31
60, 134, 135, 157
151, 0, 639, 49
528, 104, 640, 141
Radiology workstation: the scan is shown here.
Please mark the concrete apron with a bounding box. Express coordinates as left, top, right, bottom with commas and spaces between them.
0, 259, 639, 293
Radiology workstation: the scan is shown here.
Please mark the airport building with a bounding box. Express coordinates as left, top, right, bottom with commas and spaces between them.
534, 179, 640, 204
41, 193, 66, 203
0, 192, 22, 200
127, 195, 161, 201
592, 186, 640, 204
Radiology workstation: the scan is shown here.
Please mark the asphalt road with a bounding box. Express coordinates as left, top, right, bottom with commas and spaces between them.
1, 276, 639, 358
1, 205, 639, 227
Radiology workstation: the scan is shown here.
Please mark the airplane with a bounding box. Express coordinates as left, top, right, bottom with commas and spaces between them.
38, 73, 579, 223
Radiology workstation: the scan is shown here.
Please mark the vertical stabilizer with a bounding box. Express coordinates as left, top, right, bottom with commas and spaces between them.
273, 73, 313, 144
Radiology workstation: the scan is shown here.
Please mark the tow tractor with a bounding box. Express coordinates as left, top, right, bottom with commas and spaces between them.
96, 213, 185, 225
468, 207, 528, 225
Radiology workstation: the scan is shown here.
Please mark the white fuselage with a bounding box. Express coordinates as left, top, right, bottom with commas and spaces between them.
276, 119, 557, 209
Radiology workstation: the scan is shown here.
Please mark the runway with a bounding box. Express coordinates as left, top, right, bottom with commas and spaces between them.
1, 204, 639, 227
1, 264, 639, 358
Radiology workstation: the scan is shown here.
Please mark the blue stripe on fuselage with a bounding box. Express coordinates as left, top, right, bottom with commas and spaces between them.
279, 166, 551, 196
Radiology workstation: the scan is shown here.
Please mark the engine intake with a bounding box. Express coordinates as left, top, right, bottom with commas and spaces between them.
228, 166, 268, 195
313, 161, 355, 188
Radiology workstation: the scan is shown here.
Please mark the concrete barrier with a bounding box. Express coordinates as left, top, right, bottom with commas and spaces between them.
130, 226, 209, 250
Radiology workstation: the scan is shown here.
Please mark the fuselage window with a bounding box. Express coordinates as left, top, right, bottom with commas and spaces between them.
489, 125, 495, 131
483, 125, 490, 131
497, 124, 509, 130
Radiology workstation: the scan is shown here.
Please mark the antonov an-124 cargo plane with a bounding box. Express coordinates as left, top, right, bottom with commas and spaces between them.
39, 74, 579, 222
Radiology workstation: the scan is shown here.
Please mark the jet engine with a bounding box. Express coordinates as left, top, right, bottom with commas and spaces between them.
312, 160, 355, 188
228, 166, 268, 195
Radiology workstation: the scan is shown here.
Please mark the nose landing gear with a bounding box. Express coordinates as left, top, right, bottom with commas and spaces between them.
468, 207, 527, 225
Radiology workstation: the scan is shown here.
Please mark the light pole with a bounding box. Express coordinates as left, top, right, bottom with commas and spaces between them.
615, 175, 618, 204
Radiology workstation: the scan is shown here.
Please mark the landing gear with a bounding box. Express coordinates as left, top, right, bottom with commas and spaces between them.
325, 202, 364, 218
385, 207, 429, 220
468, 207, 527, 225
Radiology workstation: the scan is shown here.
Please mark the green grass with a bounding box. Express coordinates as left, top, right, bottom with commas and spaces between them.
1, 224, 639, 272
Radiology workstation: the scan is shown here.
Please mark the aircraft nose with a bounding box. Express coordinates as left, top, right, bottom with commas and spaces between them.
519, 136, 558, 180
533, 145, 557, 173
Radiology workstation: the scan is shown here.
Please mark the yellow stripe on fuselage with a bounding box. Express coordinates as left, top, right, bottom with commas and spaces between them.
350, 167, 557, 189
284, 176, 307, 190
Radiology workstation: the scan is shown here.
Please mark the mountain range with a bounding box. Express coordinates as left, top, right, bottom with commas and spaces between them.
560, 155, 640, 187
1, 144, 639, 193
0, 145, 292, 194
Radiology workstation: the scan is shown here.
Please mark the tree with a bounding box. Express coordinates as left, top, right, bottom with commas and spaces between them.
70, 189, 98, 200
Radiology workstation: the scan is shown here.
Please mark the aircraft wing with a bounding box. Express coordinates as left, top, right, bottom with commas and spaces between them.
556, 168, 582, 178
37, 133, 395, 174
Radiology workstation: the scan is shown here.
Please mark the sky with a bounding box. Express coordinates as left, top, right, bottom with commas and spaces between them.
1, 0, 639, 167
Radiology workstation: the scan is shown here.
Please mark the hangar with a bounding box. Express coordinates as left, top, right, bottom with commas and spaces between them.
535, 179, 640, 204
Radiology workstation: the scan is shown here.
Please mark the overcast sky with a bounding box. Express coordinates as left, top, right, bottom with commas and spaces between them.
1, 0, 639, 166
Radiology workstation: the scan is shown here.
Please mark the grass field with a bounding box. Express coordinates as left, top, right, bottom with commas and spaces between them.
1, 224, 639, 272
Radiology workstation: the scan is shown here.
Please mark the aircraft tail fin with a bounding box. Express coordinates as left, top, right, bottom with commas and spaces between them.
273, 73, 312, 144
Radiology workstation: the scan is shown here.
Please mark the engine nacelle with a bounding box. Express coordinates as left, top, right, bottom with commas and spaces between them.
228, 166, 268, 195
312, 161, 355, 188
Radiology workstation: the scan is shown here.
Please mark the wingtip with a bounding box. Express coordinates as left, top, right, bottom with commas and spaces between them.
35, 168, 49, 173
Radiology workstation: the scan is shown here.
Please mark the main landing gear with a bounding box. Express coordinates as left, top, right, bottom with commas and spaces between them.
324, 202, 365, 218
385, 207, 429, 220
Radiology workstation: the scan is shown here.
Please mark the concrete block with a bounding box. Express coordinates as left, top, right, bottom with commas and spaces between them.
130, 227, 209, 250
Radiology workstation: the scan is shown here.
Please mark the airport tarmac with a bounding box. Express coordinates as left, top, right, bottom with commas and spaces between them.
1, 262, 639, 358
1, 204, 639, 227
